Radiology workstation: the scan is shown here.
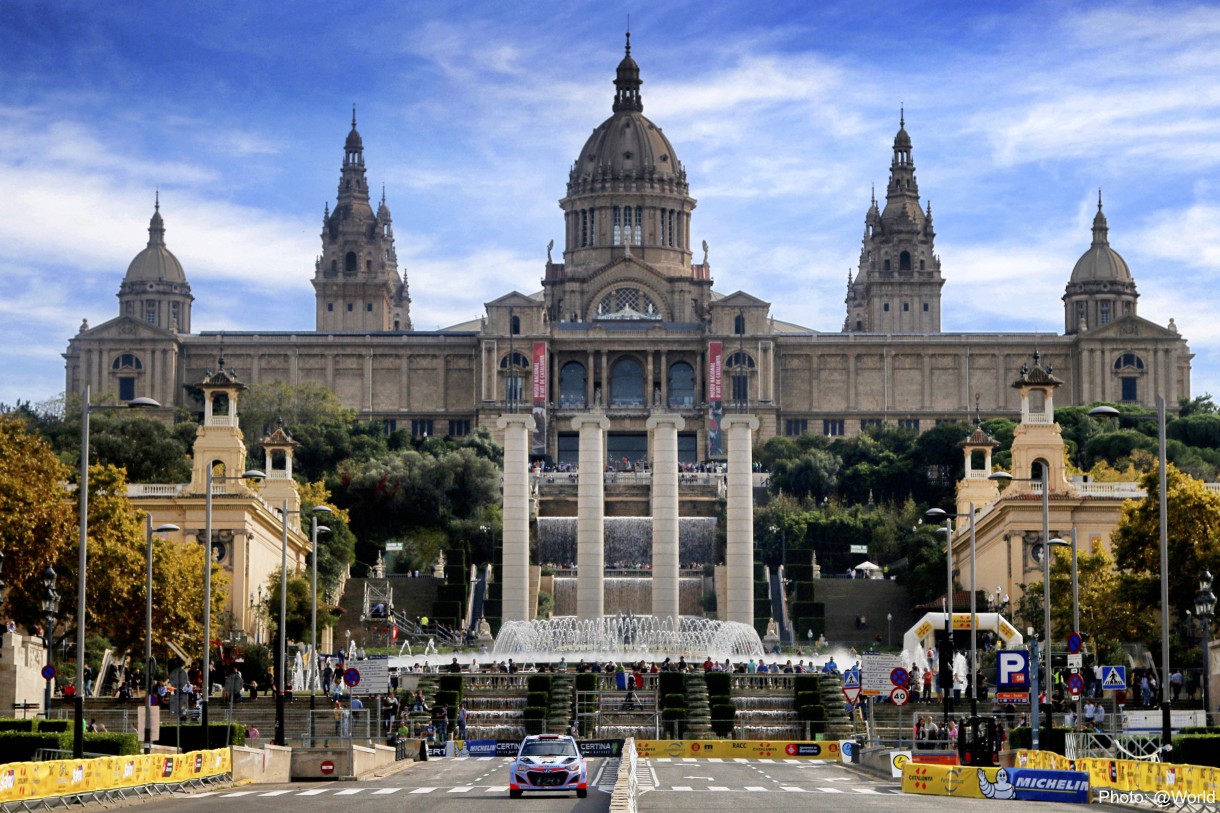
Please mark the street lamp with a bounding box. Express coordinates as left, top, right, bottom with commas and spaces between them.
308, 512, 332, 744
1090, 399, 1171, 750
144, 516, 179, 753
887, 612, 893, 648
75, 384, 161, 757
201, 466, 264, 739
41, 567, 59, 718
1195, 570, 1215, 727
769, 524, 789, 645
275, 502, 330, 746
925, 510, 955, 730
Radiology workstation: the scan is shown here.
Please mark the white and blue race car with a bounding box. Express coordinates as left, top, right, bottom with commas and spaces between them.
508, 734, 588, 798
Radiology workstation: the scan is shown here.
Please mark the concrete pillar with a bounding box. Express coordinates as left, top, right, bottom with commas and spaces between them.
723, 414, 759, 627
573, 412, 610, 620
497, 413, 536, 622
647, 412, 685, 622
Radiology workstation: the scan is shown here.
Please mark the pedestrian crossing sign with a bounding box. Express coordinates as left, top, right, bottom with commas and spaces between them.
1101, 665, 1126, 690
842, 670, 860, 689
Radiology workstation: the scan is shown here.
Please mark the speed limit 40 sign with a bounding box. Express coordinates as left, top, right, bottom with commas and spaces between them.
890, 687, 910, 706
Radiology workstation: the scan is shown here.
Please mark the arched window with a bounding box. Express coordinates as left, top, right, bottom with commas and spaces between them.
734, 312, 746, 335
668, 362, 695, 408
511, 314, 521, 335
725, 351, 755, 404
560, 361, 587, 408
900, 251, 912, 271
595, 288, 661, 320
500, 352, 530, 403
884, 258, 891, 271
345, 251, 357, 273
1113, 353, 1145, 370
112, 353, 143, 371
610, 357, 645, 406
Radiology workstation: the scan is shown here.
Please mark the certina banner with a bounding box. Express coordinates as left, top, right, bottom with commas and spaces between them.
436, 739, 624, 758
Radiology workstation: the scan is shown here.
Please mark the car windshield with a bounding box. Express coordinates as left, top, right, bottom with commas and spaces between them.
520, 740, 579, 758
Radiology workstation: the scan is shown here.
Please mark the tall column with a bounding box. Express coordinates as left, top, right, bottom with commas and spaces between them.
648, 412, 685, 622
573, 412, 610, 620
497, 413, 536, 622
723, 414, 759, 627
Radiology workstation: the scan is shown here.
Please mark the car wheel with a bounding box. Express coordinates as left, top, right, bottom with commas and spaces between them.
510, 789, 523, 799
577, 788, 588, 799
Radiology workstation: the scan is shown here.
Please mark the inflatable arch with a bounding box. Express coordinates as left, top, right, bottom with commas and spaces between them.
902, 612, 1024, 660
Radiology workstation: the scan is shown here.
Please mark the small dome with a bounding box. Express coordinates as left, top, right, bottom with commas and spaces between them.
1069, 199, 1133, 284
125, 202, 186, 283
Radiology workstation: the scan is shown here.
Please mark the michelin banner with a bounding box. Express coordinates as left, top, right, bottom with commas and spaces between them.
903, 763, 1088, 803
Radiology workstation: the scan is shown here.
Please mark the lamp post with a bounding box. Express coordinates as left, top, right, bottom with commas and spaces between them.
144, 516, 179, 753
308, 512, 332, 744
930, 507, 980, 717
988, 468, 1070, 748
275, 503, 329, 746
75, 384, 162, 757
1090, 398, 1172, 750
887, 612, 893, 648
201, 467, 264, 740
926, 512, 954, 730
41, 567, 59, 718
1196, 570, 1215, 727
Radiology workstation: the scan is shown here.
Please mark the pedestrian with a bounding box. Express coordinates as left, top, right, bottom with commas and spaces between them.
1170, 670, 1183, 702
433, 703, 449, 741
322, 663, 333, 695
457, 703, 468, 740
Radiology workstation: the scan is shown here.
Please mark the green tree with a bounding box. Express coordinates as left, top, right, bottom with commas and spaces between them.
768, 448, 841, 502
0, 415, 75, 631
1044, 546, 1155, 662
1111, 463, 1220, 622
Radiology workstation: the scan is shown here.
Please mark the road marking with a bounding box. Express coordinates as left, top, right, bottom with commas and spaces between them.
409, 787, 436, 793
745, 786, 770, 792
852, 787, 883, 794
258, 791, 293, 796
219, 792, 257, 797
296, 789, 328, 795
708, 786, 730, 791
484, 786, 507, 793
734, 758, 750, 763
335, 789, 363, 795
672, 786, 693, 791
372, 788, 401, 794
448, 786, 474, 793
816, 787, 845, 793
707, 758, 723, 763
780, 786, 806, 792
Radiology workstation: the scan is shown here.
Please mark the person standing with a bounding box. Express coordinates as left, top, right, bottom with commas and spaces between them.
456, 703, 468, 740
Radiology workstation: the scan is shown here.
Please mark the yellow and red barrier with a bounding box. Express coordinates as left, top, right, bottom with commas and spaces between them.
0, 749, 230, 803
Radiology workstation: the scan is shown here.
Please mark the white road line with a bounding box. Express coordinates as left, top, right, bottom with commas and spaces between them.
780, 786, 807, 792
852, 787, 883, 794
708, 786, 730, 792
220, 792, 257, 797
372, 788, 401, 794
815, 787, 845, 793
745, 786, 770, 792
258, 791, 293, 796
734, 758, 750, 763
707, 758, 723, 763
335, 789, 364, 795
671, 786, 693, 791
409, 787, 436, 793
485, 786, 507, 793
448, 786, 474, 793
296, 789, 329, 796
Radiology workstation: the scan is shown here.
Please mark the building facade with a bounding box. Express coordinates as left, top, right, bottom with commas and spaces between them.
65, 39, 1193, 466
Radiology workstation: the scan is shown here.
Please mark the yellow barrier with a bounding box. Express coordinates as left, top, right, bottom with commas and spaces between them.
0, 749, 231, 803
635, 740, 844, 760
1071, 755, 1220, 797
902, 763, 1004, 798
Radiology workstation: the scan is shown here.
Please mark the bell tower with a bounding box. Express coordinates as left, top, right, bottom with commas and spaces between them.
845, 112, 943, 333
312, 110, 410, 331
1007, 351, 1072, 497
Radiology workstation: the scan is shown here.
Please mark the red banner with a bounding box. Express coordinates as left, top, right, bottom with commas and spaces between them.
707, 341, 723, 457
531, 342, 547, 458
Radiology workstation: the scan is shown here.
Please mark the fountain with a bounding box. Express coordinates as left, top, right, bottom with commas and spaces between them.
552, 575, 704, 617
492, 615, 764, 662
536, 516, 716, 566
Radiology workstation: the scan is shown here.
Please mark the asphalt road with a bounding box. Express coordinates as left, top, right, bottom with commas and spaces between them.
124, 756, 1130, 813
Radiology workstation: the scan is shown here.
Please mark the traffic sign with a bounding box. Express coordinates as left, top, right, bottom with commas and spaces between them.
842, 670, 860, 690
1067, 673, 1084, 696
343, 667, 361, 687
1101, 665, 1127, 690
996, 650, 1030, 692
860, 652, 902, 696
320, 759, 335, 775
890, 687, 910, 706
842, 684, 861, 705
890, 667, 909, 687
41, 665, 56, 680
169, 667, 189, 690
1066, 631, 1083, 654
1067, 653, 1083, 669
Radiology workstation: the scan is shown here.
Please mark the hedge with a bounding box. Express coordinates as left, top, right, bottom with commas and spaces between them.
0, 719, 37, 733
798, 704, 826, 722
434, 690, 460, 710
39, 720, 70, 733
526, 675, 553, 694
0, 731, 62, 761
705, 672, 731, 698
657, 672, 685, 700
522, 706, 547, 736
155, 723, 245, 751
526, 692, 549, 709
1171, 734, 1220, 767
711, 704, 736, 738
1007, 726, 1070, 754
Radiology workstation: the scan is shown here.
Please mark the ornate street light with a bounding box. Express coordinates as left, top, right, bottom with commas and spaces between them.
308, 513, 331, 744
1195, 570, 1215, 727
144, 517, 179, 753
41, 567, 59, 718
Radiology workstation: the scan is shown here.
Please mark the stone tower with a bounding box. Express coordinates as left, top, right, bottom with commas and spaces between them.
1062, 192, 1138, 334
312, 110, 410, 332
117, 194, 193, 333
845, 112, 943, 333
544, 34, 708, 325
188, 359, 250, 494
1007, 351, 1072, 496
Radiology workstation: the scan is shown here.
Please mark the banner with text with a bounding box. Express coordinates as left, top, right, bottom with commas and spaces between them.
531, 341, 547, 458
707, 341, 723, 458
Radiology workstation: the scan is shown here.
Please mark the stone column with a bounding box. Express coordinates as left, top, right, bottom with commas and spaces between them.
647, 412, 685, 622
573, 412, 610, 620
497, 413, 536, 622
723, 414, 759, 627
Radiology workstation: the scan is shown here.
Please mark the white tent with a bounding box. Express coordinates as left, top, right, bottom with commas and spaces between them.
853, 561, 883, 579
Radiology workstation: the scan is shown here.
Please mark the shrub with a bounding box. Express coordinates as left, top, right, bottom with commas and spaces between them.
1007, 726, 1069, 754
798, 704, 826, 721
1171, 734, 1220, 767
527, 692, 549, 709
0, 731, 62, 761
39, 720, 70, 733
155, 723, 245, 750
662, 708, 686, 738
0, 719, 36, 733
664, 694, 687, 711
711, 704, 736, 738
522, 706, 547, 736
705, 672, 731, 698
434, 690, 459, 710
526, 675, 553, 694
657, 672, 685, 699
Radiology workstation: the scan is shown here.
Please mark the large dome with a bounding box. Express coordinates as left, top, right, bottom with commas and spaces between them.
568, 34, 684, 186
125, 203, 186, 284
1069, 201, 1132, 285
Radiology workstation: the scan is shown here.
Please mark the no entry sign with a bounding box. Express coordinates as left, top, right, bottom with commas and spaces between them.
320, 759, 335, 775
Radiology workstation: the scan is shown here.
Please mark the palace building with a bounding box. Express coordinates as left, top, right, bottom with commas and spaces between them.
64, 38, 1192, 465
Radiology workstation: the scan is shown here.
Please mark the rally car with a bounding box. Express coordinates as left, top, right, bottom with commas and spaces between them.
508, 734, 588, 798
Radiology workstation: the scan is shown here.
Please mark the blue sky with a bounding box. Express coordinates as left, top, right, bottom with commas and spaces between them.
3, 1, 1220, 408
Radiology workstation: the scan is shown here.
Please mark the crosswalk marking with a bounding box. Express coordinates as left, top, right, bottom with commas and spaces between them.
219, 791, 257, 797
744, 786, 770, 791
672, 786, 693, 791
781, 786, 806, 792
334, 789, 363, 795
409, 787, 436, 794
816, 787, 845, 793
852, 787, 883, 794
296, 789, 329, 796
484, 786, 507, 793
448, 786, 474, 793
372, 788, 401, 795
708, 786, 730, 791
258, 790, 293, 796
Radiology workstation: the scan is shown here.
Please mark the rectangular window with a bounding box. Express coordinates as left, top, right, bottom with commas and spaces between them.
146, 302, 157, 324
922, 303, 929, 312
366, 303, 373, 312
118, 377, 135, 402
327, 303, 334, 312
1076, 302, 1086, 327
383, 419, 397, 434
860, 419, 882, 431
883, 303, 890, 312
613, 206, 622, 245
903, 302, 910, 312
1099, 301, 1111, 325
581, 210, 588, 247
634, 206, 642, 245
347, 303, 353, 312
898, 419, 920, 431
669, 211, 676, 247
1121, 377, 1138, 402
448, 419, 471, 436
784, 419, 808, 437
731, 375, 748, 404
506, 374, 524, 404
171, 302, 180, 323
411, 418, 434, 438
822, 419, 845, 437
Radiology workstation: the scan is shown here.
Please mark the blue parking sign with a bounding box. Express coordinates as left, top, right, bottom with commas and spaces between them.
996, 649, 1029, 692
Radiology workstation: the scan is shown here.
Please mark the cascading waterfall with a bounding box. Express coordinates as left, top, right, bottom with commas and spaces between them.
492, 616, 764, 661
536, 516, 716, 566
552, 575, 703, 616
